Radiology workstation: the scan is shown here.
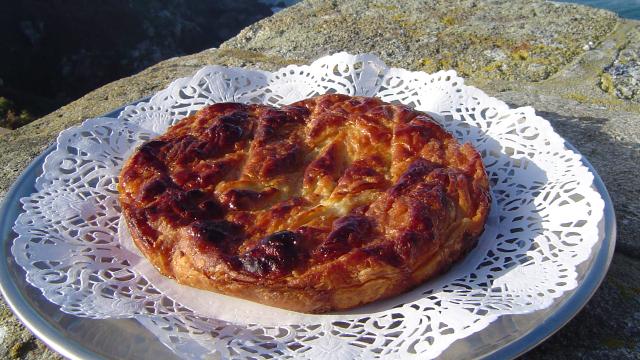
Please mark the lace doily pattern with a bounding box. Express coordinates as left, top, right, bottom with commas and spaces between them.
12, 53, 604, 359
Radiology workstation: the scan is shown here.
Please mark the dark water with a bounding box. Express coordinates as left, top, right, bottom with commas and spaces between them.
558, 0, 640, 19
0, 1, 276, 128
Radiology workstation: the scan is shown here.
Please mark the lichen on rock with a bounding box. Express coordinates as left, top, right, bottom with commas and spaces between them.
602, 26, 640, 102
223, 0, 618, 83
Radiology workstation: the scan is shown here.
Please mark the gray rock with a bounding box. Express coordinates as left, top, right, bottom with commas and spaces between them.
224, 0, 617, 82
0, 297, 62, 360
602, 25, 640, 102
484, 48, 508, 61
0, 0, 638, 358
521, 253, 640, 359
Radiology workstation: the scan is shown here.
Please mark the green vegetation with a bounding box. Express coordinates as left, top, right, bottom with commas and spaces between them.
511, 43, 530, 61
0, 97, 34, 130
600, 73, 616, 94
563, 92, 627, 108
602, 337, 627, 349
441, 16, 456, 27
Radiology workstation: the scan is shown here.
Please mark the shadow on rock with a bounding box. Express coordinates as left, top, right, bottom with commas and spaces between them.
536, 110, 639, 259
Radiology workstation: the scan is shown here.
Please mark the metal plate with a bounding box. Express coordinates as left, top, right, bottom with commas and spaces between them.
0, 103, 616, 359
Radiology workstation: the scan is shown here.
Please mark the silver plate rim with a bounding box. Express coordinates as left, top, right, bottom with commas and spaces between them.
0, 101, 617, 360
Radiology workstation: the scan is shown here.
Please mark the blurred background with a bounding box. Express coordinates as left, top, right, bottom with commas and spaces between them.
0, 0, 637, 130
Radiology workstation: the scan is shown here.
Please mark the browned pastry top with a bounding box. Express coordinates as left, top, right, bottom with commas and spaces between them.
118, 94, 490, 313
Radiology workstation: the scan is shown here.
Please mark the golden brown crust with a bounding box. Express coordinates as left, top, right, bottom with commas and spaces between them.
118, 94, 490, 313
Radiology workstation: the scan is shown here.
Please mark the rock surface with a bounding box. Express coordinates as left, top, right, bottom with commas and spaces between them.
1, 0, 638, 358
602, 24, 640, 102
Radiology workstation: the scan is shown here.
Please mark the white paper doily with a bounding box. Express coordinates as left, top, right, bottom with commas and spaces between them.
12, 53, 605, 359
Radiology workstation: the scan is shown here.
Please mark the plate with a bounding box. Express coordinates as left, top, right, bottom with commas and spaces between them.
0, 129, 615, 360
0, 53, 616, 359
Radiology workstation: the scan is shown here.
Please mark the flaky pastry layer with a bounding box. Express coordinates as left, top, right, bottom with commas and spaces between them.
118, 94, 490, 313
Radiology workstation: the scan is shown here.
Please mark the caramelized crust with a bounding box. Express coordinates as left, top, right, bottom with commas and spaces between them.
118, 94, 490, 313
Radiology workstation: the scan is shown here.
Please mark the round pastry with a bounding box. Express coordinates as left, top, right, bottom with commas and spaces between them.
118, 94, 490, 313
